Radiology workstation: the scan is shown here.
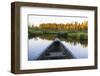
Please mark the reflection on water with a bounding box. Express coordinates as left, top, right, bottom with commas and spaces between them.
29, 34, 88, 47
28, 36, 88, 60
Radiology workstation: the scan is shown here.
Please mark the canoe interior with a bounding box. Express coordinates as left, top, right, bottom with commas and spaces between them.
36, 40, 75, 60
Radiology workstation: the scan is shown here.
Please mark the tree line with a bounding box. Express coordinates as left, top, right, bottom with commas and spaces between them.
30, 21, 88, 31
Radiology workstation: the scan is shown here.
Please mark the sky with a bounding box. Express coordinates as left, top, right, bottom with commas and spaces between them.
28, 14, 88, 27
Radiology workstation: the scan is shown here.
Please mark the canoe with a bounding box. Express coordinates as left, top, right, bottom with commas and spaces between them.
37, 39, 75, 60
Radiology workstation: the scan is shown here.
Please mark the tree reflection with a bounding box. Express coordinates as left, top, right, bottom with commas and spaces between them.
29, 34, 88, 48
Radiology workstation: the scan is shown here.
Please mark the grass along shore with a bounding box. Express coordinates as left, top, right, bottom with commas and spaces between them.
28, 27, 88, 40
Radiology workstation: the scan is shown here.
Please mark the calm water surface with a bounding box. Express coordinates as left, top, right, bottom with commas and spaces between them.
28, 37, 88, 60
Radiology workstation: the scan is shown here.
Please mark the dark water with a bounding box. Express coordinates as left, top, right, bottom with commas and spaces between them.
28, 37, 88, 60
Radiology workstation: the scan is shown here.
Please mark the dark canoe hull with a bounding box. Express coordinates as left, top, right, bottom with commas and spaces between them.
37, 40, 75, 60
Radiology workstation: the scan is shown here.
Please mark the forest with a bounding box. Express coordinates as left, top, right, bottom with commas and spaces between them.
39, 21, 88, 31
28, 21, 88, 41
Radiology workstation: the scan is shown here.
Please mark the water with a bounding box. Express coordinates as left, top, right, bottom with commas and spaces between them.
28, 37, 88, 60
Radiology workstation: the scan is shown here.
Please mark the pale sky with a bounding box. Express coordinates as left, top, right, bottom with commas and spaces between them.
28, 15, 88, 27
